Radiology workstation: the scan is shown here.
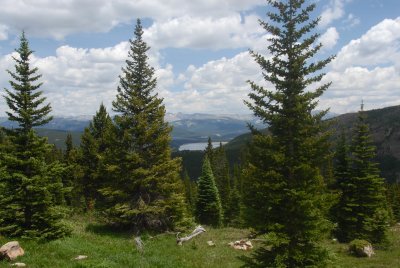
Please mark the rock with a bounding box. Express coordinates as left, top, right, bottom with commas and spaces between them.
228, 240, 253, 250
74, 255, 88, 260
0, 241, 24, 261
348, 239, 375, 257
361, 244, 375, 257
207, 241, 215, 247
11, 263, 26, 267
244, 241, 253, 249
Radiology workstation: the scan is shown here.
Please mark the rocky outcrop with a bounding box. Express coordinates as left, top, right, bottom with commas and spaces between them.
348, 239, 375, 257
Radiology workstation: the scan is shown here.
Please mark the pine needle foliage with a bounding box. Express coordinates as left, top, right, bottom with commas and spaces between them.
386, 183, 400, 223
336, 106, 389, 244
80, 103, 114, 210
212, 144, 231, 222
4, 32, 52, 133
101, 19, 189, 231
182, 170, 197, 213
195, 157, 223, 227
242, 0, 334, 266
0, 32, 69, 240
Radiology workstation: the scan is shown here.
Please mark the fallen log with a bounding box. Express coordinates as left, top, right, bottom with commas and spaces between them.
176, 225, 206, 245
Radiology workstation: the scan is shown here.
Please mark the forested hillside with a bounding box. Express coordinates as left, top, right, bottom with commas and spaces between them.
173, 105, 400, 183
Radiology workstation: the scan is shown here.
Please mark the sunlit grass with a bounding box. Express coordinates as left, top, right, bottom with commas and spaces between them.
0, 215, 399, 267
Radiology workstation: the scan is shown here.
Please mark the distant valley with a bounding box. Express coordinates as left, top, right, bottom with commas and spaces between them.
2, 107, 400, 182
0, 113, 266, 150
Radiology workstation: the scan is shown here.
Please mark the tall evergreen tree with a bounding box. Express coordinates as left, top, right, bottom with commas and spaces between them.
182, 170, 197, 213
204, 139, 232, 224
225, 173, 242, 227
386, 183, 400, 223
336, 105, 389, 243
212, 143, 231, 223
195, 157, 223, 227
0, 32, 68, 239
101, 19, 189, 231
334, 130, 350, 189
65, 133, 73, 157
4, 32, 52, 133
80, 103, 113, 210
62, 133, 83, 206
62, 133, 78, 206
329, 129, 350, 225
241, 0, 334, 266
204, 137, 214, 161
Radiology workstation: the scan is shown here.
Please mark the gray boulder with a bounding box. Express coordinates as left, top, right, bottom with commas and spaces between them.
0, 241, 25, 261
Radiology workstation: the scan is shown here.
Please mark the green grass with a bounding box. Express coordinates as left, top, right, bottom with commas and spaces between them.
1, 216, 399, 267
326, 224, 400, 268
0, 215, 251, 268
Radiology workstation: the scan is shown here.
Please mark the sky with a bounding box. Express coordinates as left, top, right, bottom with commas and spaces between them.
0, 0, 399, 116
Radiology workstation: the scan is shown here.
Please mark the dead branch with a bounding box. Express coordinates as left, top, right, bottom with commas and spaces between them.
176, 225, 206, 245
134, 236, 144, 253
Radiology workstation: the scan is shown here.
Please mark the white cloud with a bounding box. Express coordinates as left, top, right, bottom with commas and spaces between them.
332, 18, 400, 70
319, 27, 339, 50
0, 0, 264, 39
0, 25, 8, 41
318, 17, 400, 113
1, 9, 399, 117
320, 0, 348, 28
0, 41, 167, 116
162, 52, 266, 114
344, 13, 360, 28
320, 66, 400, 113
0, 40, 203, 116
144, 14, 265, 50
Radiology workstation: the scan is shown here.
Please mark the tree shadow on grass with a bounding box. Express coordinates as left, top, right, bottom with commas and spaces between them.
85, 223, 134, 239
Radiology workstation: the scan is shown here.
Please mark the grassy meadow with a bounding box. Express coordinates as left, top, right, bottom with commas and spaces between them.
0, 215, 399, 267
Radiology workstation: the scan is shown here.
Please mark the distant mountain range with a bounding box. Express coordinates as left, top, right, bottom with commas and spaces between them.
0, 116, 90, 132
0, 113, 267, 149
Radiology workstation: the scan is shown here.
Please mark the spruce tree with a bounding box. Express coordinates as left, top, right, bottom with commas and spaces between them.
212, 143, 231, 224
195, 157, 223, 227
336, 105, 389, 243
0, 32, 68, 239
80, 103, 113, 210
334, 130, 350, 189
4, 32, 52, 132
101, 19, 189, 231
386, 183, 400, 223
62, 132, 78, 206
225, 174, 242, 227
182, 170, 197, 213
204, 137, 214, 160
65, 133, 73, 156
242, 0, 334, 266
330, 129, 350, 226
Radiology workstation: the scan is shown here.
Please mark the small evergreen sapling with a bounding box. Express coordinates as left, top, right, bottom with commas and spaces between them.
336, 105, 389, 244
195, 157, 223, 227
79, 103, 113, 210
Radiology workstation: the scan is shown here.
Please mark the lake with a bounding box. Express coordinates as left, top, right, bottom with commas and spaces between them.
179, 141, 228, 151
